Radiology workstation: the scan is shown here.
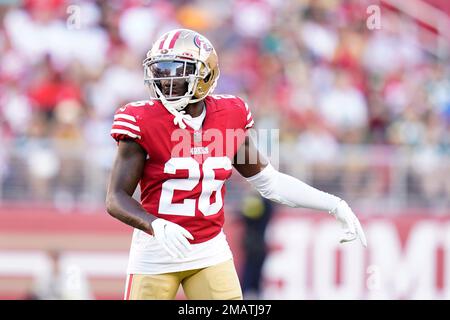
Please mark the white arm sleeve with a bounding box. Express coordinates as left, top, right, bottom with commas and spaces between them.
245, 163, 341, 212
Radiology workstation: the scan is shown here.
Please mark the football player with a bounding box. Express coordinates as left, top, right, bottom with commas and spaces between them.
106, 29, 367, 300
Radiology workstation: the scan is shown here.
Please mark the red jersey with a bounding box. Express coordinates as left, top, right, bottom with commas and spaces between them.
110, 95, 254, 243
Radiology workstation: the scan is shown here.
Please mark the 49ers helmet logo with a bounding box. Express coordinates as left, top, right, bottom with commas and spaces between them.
194, 35, 213, 52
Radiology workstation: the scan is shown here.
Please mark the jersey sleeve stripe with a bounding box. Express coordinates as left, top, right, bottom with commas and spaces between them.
244, 103, 249, 111
245, 120, 255, 129
247, 112, 252, 120
114, 114, 137, 122
111, 129, 141, 139
113, 121, 141, 132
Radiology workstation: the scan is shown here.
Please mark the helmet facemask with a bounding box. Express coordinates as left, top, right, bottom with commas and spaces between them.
143, 57, 210, 112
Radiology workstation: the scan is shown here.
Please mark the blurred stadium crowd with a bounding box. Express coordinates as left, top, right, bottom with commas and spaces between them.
0, 0, 449, 211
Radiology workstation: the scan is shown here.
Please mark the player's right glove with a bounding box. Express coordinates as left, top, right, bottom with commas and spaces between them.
329, 200, 367, 247
151, 218, 194, 258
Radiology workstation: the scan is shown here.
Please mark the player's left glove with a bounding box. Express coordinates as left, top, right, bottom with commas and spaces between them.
329, 200, 367, 247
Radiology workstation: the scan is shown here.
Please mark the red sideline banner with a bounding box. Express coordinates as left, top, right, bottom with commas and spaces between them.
262, 210, 450, 300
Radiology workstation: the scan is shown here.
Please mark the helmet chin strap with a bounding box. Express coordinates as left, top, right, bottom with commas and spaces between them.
153, 79, 198, 129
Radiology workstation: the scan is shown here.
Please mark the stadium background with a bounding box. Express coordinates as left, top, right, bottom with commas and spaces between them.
0, 0, 449, 299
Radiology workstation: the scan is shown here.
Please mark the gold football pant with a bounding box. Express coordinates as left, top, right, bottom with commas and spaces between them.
124, 259, 243, 300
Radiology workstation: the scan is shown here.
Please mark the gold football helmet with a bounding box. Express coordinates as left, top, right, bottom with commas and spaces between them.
143, 29, 220, 122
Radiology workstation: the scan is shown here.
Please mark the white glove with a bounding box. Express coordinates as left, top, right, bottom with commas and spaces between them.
329, 200, 367, 247
151, 218, 194, 258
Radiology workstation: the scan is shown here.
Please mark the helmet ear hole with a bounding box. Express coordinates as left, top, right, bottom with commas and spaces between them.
204, 71, 211, 83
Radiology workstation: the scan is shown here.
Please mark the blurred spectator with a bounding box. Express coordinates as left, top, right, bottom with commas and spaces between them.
319, 70, 368, 143
295, 115, 339, 164
239, 193, 274, 300
0, 0, 448, 209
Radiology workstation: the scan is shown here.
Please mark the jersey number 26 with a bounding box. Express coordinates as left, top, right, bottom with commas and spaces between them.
158, 157, 232, 217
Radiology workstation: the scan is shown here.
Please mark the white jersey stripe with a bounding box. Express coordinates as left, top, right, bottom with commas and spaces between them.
162, 30, 179, 49
113, 121, 141, 132
247, 112, 252, 120
245, 120, 254, 129
244, 103, 249, 111
111, 129, 141, 139
114, 114, 136, 122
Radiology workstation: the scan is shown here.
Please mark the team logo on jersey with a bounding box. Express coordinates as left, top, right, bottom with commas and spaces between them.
193, 35, 213, 52
191, 147, 209, 155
